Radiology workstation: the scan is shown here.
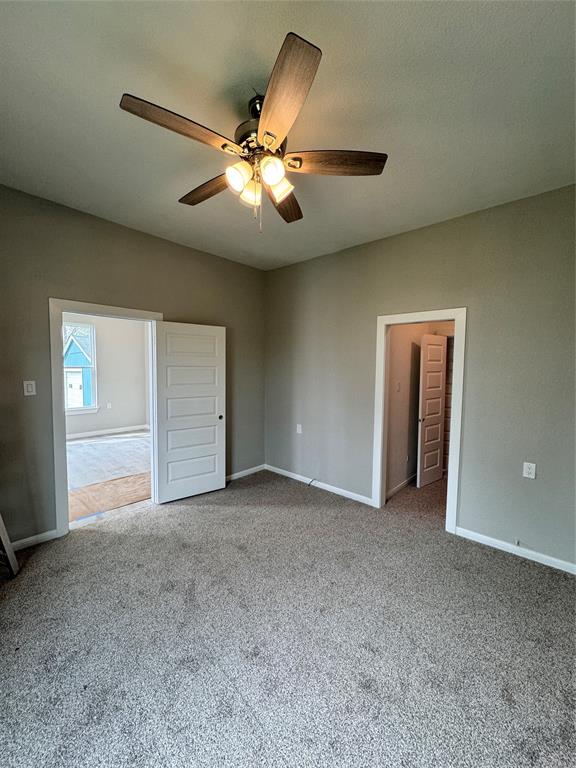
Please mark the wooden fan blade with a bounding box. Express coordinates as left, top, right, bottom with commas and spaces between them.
263, 183, 303, 223
257, 33, 322, 152
120, 94, 242, 155
179, 174, 228, 206
284, 150, 388, 176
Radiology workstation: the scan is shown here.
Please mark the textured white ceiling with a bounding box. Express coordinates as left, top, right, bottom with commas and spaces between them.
1, 2, 573, 270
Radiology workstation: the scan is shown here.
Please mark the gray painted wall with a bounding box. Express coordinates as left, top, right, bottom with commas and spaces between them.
265, 186, 575, 564
0, 185, 265, 540
2, 183, 574, 565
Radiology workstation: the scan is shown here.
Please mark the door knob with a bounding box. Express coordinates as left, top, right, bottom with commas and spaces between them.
218, 415, 223, 420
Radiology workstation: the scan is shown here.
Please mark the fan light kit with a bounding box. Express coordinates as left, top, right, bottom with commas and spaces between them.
239, 179, 262, 208
226, 161, 253, 194
120, 32, 388, 229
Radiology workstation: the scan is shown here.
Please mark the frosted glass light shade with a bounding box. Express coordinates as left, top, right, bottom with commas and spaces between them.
269, 176, 294, 204
225, 161, 253, 193
260, 156, 285, 186
239, 180, 262, 207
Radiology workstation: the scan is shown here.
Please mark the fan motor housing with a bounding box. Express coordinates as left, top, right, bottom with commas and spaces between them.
235, 95, 288, 155
234, 119, 260, 148
234, 119, 288, 156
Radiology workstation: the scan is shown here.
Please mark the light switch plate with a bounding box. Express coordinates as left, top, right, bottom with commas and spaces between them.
296, 424, 302, 434
523, 462, 536, 479
23, 380, 36, 396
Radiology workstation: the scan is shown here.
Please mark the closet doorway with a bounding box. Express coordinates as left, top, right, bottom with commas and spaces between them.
384, 321, 454, 500
371, 308, 466, 532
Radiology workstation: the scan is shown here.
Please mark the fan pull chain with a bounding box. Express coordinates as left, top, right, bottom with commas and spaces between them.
259, 199, 263, 233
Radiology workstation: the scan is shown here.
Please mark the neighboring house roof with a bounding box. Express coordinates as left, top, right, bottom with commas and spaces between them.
63, 335, 92, 366
65, 329, 92, 358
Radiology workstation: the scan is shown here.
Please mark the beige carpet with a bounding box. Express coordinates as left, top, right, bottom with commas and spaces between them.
2, 471, 574, 767
68, 471, 151, 521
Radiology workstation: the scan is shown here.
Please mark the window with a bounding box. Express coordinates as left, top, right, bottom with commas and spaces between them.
62, 323, 97, 411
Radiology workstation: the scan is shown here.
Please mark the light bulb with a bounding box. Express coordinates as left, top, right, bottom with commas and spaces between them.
269, 176, 294, 204
225, 160, 253, 194
260, 155, 285, 186
239, 180, 262, 207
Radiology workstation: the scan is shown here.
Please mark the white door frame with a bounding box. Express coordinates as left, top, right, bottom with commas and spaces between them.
371, 307, 467, 533
49, 298, 163, 537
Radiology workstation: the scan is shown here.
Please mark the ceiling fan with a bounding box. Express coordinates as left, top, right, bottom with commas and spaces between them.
120, 32, 388, 225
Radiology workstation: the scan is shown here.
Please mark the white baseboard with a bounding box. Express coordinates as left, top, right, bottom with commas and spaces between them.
386, 474, 416, 501
12, 484, 573, 579
226, 464, 266, 481
455, 526, 576, 575
15, 466, 266, 549
264, 464, 376, 507
12, 527, 66, 551
264, 464, 313, 485
66, 424, 149, 440
311, 479, 375, 506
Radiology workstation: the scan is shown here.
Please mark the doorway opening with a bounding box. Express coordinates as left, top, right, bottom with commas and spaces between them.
63, 312, 152, 524
384, 320, 454, 509
50, 299, 163, 536
50, 299, 227, 539
371, 308, 466, 532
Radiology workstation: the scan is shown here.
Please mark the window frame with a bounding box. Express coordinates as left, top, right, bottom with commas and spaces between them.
63, 322, 99, 414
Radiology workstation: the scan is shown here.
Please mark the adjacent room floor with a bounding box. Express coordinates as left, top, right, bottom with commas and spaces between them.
66, 431, 151, 521
1, 472, 573, 767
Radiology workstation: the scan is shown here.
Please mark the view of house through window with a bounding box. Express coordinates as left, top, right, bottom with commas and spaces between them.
62, 323, 96, 410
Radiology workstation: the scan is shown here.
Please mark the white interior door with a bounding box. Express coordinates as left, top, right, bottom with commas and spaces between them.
417, 334, 447, 488
152, 321, 226, 503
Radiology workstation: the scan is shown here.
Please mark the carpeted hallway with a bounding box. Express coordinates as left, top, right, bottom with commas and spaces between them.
1, 471, 574, 767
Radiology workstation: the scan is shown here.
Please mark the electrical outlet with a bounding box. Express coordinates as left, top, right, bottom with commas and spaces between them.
522, 462, 536, 479
296, 424, 302, 434
106, 402, 112, 409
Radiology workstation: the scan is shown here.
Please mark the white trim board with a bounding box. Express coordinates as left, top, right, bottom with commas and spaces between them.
372, 307, 467, 533
232, 466, 575, 575
227, 465, 266, 481
49, 298, 163, 539
66, 406, 100, 416
13, 528, 61, 552
265, 465, 574, 574
17, 465, 265, 548
53, 299, 163, 321
67, 424, 150, 440
386, 474, 416, 501
455, 527, 576, 575
14, 464, 574, 574
264, 464, 376, 507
